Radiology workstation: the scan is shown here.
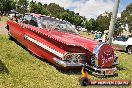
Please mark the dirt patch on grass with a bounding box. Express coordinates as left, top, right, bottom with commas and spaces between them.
0, 23, 8, 35
0, 29, 8, 35
0, 16, 8, 35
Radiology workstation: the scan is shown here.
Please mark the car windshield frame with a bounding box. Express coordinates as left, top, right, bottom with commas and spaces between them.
38, 16, 78, 34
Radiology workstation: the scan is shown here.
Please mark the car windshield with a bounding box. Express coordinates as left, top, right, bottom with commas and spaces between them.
122, 36, 128, 41
114, 36, 128, 41
39, 16, 78, 34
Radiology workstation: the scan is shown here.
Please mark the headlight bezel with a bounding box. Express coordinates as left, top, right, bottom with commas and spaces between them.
90, 54, 98, 67
63, 52, 87, 64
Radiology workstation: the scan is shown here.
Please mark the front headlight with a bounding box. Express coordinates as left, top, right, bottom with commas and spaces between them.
63, 53, 78, 64
113, 54, 118, 65
64, 53, 73, 60
63, 53, 87, 64
91, 55, 98, 67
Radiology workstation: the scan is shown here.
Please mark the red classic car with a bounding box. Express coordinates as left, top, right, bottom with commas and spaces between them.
7, 13, 118, 76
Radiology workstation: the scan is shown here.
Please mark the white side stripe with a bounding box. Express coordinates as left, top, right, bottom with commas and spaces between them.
24, 35, 64, 58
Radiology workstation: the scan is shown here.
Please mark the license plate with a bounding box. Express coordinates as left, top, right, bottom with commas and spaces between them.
105, 70, 114, 75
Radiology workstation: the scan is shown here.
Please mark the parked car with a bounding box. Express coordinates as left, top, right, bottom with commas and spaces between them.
94, 32, 103, 42
91, 30, 97, 34
7, 13, 118, 76
81, 28, 87, 32
8, 10, 22, 21
112, 36, 132, 54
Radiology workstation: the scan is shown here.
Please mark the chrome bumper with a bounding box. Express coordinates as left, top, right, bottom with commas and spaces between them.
53, 57, 117, 76
84, 65, 117, 77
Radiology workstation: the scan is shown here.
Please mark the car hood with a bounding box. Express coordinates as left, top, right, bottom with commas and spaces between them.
126, 38, 132, 45
49, 30, 100, 52
49, 31, 114, 68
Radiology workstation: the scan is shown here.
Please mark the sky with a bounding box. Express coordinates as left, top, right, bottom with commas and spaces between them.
32, 0, 132, 19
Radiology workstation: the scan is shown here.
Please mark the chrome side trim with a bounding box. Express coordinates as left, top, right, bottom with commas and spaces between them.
92, 43, 104, 66
24, 35, 64, 58
93, 43, 105, 58
53, 57, 83, 67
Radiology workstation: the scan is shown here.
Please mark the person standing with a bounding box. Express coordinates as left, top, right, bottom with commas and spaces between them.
102, 31, 108, 42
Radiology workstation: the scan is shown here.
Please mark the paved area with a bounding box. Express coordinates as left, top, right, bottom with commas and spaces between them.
0, 21, 8, 35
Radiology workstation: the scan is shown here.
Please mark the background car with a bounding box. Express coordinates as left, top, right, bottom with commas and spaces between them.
94, 32, 103, 42
112, 36, 132, 54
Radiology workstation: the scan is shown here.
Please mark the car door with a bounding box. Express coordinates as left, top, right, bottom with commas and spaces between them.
9, 14, 32, 47
7, 14, 26, 44
112, 37, 126, 50
18, 14, 33, 45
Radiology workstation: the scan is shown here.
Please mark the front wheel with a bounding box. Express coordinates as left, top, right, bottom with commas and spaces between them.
127, 46, 132, 54
8, 32, 13, 40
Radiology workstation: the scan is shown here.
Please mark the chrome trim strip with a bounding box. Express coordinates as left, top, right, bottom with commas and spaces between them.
53, 57, 83, 67
93, 43, 105, 58
24, 35, 64, 58
92, 43, 105, 66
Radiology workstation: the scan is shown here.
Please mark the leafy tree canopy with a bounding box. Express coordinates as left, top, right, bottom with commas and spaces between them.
121, 3, 132, 32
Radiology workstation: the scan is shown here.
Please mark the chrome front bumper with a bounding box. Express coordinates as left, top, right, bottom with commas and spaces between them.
53, 57, 117, 76
83, 65, 117, 77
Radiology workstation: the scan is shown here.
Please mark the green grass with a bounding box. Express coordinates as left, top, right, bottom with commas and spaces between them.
0, 34, 132, 88
0, 16, 132, 87
0, 16, 8, 23
79, 31, 95, 39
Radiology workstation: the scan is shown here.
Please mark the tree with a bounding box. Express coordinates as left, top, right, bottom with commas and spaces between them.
29, 1, 50, 15
55, 9, 84, 26
85, 18, 97, 32
114, 18, 124, 35
16, 0, 29, 14
29, 0, 37, 13
0, 0, 16, 15
121, 3, 132, 33
47, 3, 65, 17
96, 12, 112, 32
73, 15, 84, 26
